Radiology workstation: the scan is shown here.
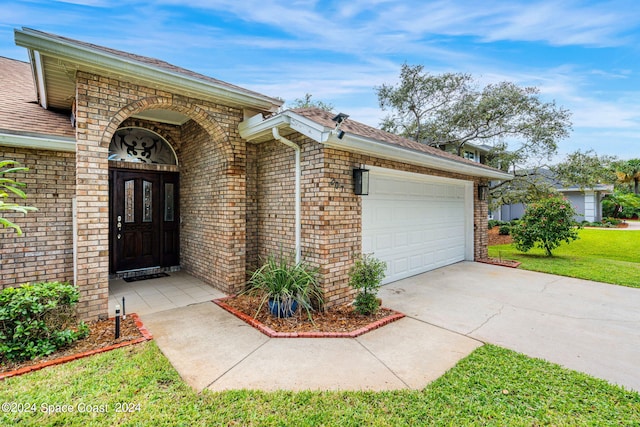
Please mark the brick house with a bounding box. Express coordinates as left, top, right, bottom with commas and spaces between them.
0, 28, 511, 320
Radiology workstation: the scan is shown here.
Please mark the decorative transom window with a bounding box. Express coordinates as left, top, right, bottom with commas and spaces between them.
108, 127, 177, 165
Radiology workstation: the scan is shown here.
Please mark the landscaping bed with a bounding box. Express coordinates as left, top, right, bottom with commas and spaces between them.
1, 314, 149, 378
216, 293, 404, 337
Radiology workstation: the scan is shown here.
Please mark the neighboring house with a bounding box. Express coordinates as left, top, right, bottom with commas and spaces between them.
437, 141, 493, 165
0, 28, 511, 321
494, 175, 613, 222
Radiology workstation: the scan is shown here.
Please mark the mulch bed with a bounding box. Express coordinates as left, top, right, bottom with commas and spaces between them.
216, 293, 405, 338
483, 227, 521, 268
488, 226, 513, 246
1, 314, 150, 379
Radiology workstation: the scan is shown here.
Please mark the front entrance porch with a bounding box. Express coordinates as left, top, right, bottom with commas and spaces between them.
108, 271, 225, 316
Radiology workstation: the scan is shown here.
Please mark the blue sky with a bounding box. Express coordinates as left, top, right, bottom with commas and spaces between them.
1, 0, 639, 161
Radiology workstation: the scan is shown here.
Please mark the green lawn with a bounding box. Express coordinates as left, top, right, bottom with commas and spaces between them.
489, 227, 640, 288
2, 341, 638, 426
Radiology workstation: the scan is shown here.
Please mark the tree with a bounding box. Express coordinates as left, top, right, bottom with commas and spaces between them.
289, 93, 334, 112
613, 159, 640, 195
376, 64, 572, 163
510, 196, 581, 256
0, 160, 37, 235
377, 64, 573, 205
603, 191, 640, 219
552, 149, 617, 189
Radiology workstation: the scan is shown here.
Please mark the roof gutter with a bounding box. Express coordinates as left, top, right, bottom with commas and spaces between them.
0, 131, 75, 152
240, 111, 513, 181
14, 27, 282, 112
272, 127, 301, 264
324, 133, 513, 181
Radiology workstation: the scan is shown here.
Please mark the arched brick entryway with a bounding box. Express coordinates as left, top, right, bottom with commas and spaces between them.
74, 80, 248, 320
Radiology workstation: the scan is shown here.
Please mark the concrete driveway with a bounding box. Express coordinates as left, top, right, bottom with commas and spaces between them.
379, 261, 640, 392
141, 261, 640, 392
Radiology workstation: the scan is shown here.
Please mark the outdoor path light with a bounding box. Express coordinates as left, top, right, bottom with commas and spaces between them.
115, 304, 121, 339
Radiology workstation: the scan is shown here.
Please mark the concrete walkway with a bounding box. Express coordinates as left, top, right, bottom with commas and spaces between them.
137, 262, 640, 392
142, 301, 480, 391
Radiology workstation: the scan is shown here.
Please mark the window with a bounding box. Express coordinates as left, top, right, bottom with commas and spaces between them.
463, 151, 476, 161
109, 127, 177, 165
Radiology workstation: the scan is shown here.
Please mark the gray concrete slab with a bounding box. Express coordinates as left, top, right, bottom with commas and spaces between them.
142, 302, 269, 390
379, 261, 640, 392
208, 337, 407, 392
137, 261, 640, 392
355, 317, 482, 389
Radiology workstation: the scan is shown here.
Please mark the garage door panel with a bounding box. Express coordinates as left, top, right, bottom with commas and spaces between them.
363, 169, 470, 284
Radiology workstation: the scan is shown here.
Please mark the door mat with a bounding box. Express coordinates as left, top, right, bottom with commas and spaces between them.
123, 272, 169, 282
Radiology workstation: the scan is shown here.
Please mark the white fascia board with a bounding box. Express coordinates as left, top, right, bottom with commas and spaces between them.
238, 114, 290, 141
239, 111, 329, 142
557, 184, 614, 193
288, 115, 331, 142
30, 50, 47, 109
14, 28, 282, 112
325, 133, 513, 181
239, 111, 512, 180
0, 132, 75, 152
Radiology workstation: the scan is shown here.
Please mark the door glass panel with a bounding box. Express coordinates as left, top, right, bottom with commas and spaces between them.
109, 127, 177, 165
164, 183, 174, 222
143, 180, 152, 222
124, 180, 135, 223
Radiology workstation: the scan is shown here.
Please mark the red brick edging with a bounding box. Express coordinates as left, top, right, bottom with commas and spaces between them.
476, 258, 521, 268
0, 313, 153, 380
213, 297, 405, 338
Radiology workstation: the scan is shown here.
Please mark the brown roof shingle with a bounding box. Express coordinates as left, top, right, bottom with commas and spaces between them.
24, 28, 282, 107
0, 56, 74, 139
291, 108, 502, 172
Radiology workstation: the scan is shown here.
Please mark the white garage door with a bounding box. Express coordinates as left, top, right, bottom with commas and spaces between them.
362, 167, 473, 284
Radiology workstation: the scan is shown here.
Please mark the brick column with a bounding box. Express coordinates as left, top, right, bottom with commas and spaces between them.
74, 73, 110, 320
474, 180, 489, 260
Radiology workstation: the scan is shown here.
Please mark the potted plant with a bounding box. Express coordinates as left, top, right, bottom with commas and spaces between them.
246, 253, 323, 319
348, 253, 387, 315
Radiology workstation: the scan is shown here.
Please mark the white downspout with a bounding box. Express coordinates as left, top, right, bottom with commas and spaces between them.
272, 127, 301, 263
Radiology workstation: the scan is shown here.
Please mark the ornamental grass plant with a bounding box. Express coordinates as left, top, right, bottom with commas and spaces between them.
245, 253, 323, 320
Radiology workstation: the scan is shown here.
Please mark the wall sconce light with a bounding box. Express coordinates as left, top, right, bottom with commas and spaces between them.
478, 184, 489, 201
353, 168, 370, 195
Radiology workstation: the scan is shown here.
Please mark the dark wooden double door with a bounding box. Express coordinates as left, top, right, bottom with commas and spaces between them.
109, 169, 179, 273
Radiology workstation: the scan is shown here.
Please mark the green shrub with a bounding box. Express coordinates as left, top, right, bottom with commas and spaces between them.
602, 192, 640, 218
603, 217, 621, 226
511, 196, 581, 256
498, 225, 511, 235
0, 281, 89, 361
349, 254, 386, 315
488, 220, 510, 229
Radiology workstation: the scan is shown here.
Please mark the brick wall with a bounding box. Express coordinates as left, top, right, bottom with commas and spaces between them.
73, 70, 249, 319
178, 116, 248, 294
4, 68, 490, 317
0, 147, 75, 287
250, 133, 490, 308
